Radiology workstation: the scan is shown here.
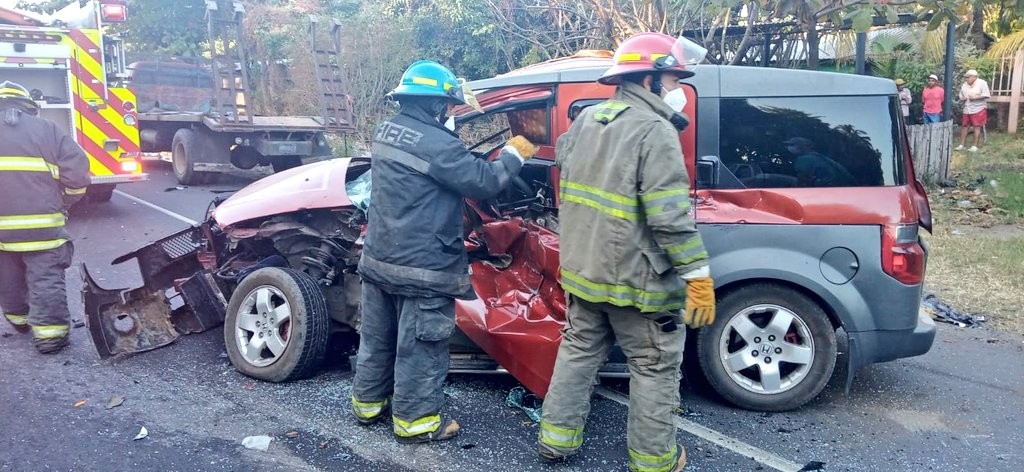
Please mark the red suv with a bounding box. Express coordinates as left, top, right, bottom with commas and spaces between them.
85, 54, 935, 412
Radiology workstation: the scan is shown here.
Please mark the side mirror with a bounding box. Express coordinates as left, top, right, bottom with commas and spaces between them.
696, 155, 720, 189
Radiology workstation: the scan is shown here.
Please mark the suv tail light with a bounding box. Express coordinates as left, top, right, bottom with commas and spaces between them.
881, 224, 925, 285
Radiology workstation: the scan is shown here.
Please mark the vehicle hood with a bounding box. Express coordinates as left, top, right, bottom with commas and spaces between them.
214, 158, 354, 227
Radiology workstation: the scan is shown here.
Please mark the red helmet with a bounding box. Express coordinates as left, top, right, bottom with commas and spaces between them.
598, 32, 698, 85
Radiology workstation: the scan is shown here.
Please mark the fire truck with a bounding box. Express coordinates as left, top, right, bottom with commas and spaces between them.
0, 0, 145, 203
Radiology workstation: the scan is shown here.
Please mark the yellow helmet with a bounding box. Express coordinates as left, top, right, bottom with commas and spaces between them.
0, 81, 38, 110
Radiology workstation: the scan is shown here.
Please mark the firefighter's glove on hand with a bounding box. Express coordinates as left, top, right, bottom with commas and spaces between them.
504, 135, 539, 162
682, 272, 715, 329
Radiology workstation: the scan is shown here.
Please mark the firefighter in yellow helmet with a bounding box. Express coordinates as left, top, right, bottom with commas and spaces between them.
538, 34, 714, 471
0, 81, 89, 353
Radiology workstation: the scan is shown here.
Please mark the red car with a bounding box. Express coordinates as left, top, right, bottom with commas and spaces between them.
85, 53, 934, 411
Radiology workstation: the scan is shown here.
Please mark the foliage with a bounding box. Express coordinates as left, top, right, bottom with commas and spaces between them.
14, 0, 68, 13
114, 0, 208, 59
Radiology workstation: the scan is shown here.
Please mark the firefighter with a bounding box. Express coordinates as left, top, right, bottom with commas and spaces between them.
0, 81, 89, 353
538, 33, 714, 471
351, 60, 538, 443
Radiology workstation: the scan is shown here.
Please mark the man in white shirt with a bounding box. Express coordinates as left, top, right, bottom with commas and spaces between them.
896, 78, 911, 122
957, 69, 990, 152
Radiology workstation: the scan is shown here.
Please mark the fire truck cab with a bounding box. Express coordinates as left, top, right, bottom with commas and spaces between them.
0, 0, 145, 203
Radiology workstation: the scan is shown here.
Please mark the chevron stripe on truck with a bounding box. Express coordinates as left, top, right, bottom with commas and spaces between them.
0, 0, 146, 200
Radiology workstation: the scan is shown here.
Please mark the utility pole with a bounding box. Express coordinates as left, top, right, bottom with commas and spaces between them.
855, 32, 867, 75
943, 20, 956, 120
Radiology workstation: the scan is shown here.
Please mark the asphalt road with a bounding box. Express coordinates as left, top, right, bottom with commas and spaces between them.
1, 161, 1022, 472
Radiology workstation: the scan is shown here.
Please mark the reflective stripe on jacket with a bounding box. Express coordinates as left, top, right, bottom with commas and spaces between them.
0, 104, 89, 252
555, 81, 708, 313
358, 105, 523, 299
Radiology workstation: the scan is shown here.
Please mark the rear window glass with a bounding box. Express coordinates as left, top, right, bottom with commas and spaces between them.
129, 65, 212, 88
717, 96, 906, 188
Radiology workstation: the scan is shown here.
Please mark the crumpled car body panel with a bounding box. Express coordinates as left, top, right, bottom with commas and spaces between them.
456, 219, 565, 397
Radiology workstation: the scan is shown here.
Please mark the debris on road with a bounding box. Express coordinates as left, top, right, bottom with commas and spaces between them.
933, 174, 1005, 226
72, 318, 85, 328
506, 386, 543, 423
285, 430, 299, 438
921, 294, 986, 327
328, 453, 351, 461
798, 461, 826, 471
105, 395, 124, 410
242, 435, 273, 451
133, 426, 148, 441
73, 400, 86, 408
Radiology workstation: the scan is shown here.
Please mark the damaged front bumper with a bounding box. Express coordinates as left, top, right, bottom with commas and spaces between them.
83, 225, 228, 358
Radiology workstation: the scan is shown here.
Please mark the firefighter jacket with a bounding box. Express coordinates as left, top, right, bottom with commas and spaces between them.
555, 81, 708, 313
0, 103, 89, 252
358, 104, 524, 299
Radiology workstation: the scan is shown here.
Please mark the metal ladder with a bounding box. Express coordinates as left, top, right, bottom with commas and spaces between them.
204, 0, 251, 125
308, 17, 354, 132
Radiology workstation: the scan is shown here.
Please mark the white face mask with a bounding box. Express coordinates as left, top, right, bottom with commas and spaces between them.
663, 87, 687, 113
443, 116, 456, 132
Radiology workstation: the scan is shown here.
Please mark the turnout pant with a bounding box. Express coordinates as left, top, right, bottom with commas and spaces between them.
539, 295, 686, 472
0, 243, 73, 339
351, 280, 455, 437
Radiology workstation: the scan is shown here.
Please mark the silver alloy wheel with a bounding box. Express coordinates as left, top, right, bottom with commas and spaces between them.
234, 285, 292, 367
718, 303, 814, 395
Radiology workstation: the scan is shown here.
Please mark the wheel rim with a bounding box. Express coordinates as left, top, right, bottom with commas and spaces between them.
234, 285, 292, 367
717, 303, 814, 395
172, 142, 186, 176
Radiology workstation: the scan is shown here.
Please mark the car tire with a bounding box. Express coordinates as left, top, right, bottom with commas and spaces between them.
171, 128, 211, 185
697, 283, 837, 412
224, 267, 330, 382
83, 184, 116, 203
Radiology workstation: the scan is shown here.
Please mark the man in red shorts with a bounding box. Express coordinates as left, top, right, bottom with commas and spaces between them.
957, 69, 990, 152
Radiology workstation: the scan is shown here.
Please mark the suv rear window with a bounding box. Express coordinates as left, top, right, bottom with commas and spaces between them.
717, 96, 906, 188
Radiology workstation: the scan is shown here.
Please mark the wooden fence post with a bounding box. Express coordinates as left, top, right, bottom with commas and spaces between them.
907, 120, 952, 184
1008, 50, 1023, 134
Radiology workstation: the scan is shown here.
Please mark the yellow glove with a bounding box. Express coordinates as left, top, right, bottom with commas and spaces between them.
684, 276, 716, 329
505, 135, 539, 161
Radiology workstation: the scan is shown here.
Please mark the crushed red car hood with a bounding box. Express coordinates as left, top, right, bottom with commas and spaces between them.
214, 158, 354, 227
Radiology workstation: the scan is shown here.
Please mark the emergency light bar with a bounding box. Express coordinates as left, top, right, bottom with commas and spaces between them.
100, 3, 127, 23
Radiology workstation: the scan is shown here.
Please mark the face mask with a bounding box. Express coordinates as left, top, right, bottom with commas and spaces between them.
663, 88, 687, 113
443, 116, 456, 131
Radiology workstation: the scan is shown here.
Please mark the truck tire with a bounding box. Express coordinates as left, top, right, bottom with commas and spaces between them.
271, 155, 303, 173
171, 128, 210, 185
224, 267, 330, 382
83, 184, 116, 203
697, 283, 837, 412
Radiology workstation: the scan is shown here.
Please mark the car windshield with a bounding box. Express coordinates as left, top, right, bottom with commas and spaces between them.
457, 103, 550, 153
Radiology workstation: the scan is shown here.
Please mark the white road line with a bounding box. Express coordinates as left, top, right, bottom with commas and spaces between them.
593, 386, 804, 472
113, 190, 199, 225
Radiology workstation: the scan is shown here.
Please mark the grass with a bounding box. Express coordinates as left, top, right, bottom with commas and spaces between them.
923, 132, 1024, 335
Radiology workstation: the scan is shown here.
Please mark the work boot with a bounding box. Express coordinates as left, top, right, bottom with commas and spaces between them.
33, 335, 69, 354
671, 445, 687, 472
536, 442, 577, 462
7, 322, 30, 334
353, 397, 391, 426
394, 417, 460, 444
3, 315, 30, 334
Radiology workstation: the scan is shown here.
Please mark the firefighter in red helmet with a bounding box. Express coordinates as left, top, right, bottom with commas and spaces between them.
538, 33, 713, 472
